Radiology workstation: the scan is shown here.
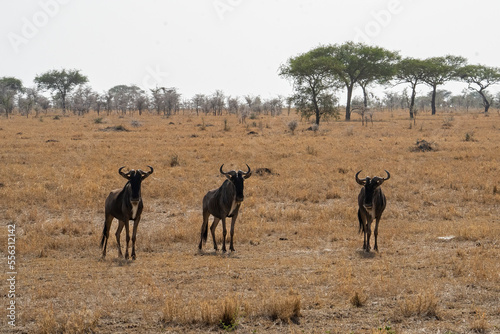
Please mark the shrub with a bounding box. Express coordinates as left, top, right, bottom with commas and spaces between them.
288, 120, 298, 135
130, 120, 142, 128
306, 145, 317, 156
219, 298, 239, 331
170, 154, 180, 167
265, 289, 301, 324
223, 118, 230, 131
442, 116, 454, 129
470, 309, 490, 333
350, 291, 367, 308
465, 131, 476, 142
398, 291, 439, 318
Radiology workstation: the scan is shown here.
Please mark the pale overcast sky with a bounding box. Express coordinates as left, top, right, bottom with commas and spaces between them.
1, 0, 499, 99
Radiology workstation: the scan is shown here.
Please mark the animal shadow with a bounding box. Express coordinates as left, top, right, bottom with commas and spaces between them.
356, 249, 377, 259
196, 250, 240, 259
109, 257, 133, 266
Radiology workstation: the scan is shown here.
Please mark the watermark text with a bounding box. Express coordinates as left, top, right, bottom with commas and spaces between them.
7, 0, 71, 53
7, 223, 17, 326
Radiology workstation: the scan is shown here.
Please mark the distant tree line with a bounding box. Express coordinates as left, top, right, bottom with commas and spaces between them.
1, 42, 500, 121
279, 41, 500, 124
0, 69, 286, 119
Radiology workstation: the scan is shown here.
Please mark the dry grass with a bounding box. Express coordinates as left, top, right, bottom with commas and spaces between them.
397, 291, 440, 318
0, 110, 499, 333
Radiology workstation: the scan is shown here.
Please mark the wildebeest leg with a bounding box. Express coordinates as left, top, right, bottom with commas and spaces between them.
124, 220, 131, 259
358, 209, 366, 251
115, 220, 125, 258
365, 217, 373, 252
229, 215, 238, 252
101, 215, 114, 258
199, 210, 211, 250
131, 219, 139, 260
210, 217, 220, 251
363, 224, 368, 251
374, 217, 380, 252
221, 218, 228, 253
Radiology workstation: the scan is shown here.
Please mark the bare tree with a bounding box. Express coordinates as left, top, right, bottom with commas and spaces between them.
209, 90, 225, 115
93, 92, 105, 116
163, 88, 180, 116
180, 98, 192, 114
135, 93, 149, 116
244, 95, 262, 115
0, 77, 23, 118
192, 94, 205, 116
71, 85, 96, 116
150, 87, 165, 115
267, 97, 283, 116
103, 91, 113, 115
18, 87, 38, 118
36, 95, 51, 115
227, 96, 239, 115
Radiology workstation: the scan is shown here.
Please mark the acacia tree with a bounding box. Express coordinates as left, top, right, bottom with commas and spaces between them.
421, 55, 467, 115
325, 42, 399, 120
0, 77, 23, 117
279, 46, 337, 125
459, 64, 500, 113
34, 69, 88, 114
395, 58, 428, 119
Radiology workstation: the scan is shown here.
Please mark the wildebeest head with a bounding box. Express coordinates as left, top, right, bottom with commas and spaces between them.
119, 166, 154, 201
220, 164, 252, 202
356, 170, 390, 209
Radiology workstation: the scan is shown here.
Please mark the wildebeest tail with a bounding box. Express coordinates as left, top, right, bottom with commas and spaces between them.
357, 209, 364, 234
201, 220, 208, 244
100, 222, 107, 248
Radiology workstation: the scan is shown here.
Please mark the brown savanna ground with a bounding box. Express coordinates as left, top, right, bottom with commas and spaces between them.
0, 109, 499, 333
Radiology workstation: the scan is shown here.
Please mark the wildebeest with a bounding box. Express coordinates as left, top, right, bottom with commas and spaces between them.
199, 164, 252, 252
356, 170, 390, 252
101, 166, 153, 259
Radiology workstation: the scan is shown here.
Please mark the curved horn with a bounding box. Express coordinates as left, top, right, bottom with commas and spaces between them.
118, 166, 130, 179
242, 164, 252, 179
383, 170, 390, 181
355, 170, 366, 185
220, 164, 230, 175
140, 165, 154, 180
